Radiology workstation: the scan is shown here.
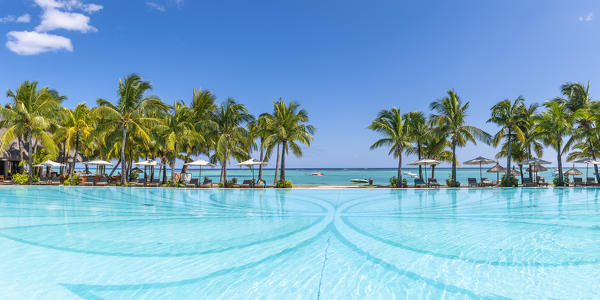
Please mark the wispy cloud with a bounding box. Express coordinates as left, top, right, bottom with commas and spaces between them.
146, 2, 166, 12
5, 0, 102, 55
0, 14, 31, 23
6, 30, 73, 55
579, 12, 593, 22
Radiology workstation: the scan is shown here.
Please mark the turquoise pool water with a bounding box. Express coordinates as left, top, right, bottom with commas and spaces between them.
0, 187, 599, 299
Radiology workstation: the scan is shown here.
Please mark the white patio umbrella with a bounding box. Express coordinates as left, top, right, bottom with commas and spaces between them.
236, 158, 268, 182
408, 158, 441, 183
519, 158, 551, 182
572, 158, 600, 181
134, 159, 162, 167
463, 156, 496, 180
184, 159, 216, 179
33, 160, 65, 168
83, 160, 113, 166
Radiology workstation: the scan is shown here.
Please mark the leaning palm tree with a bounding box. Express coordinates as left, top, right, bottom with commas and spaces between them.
54, 103, 93, 175
368, 107, 411, 188
264, 99, 315, 183
211, 98, 253, 183
0, 81, 64, 183
430, 89, 491, 184
422, 134, 454, 178
93, 74, 167, 184
534, 100, 573, 186
487, 96, 526, 186
404, 111, 429, 180
250, 113, 274, 182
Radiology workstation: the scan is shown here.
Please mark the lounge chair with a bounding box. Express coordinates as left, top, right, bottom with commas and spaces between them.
83, 177, 95, 186
572, 177, 584, 187
481, 178, 493, 187
185, 178, 199, 188
536, 176, 549, 187
50, 177, 61, 185
135, 178, 146, 187
428, 178, 442, 187
199, 178, 213, 188
148, 179, 160, 187
586, 177, 597, 186
239, 179, 253, 188
96, 177, 109, 186
414, 178, 426, 188
467, 178, 478, 187
522, 178, 535, 187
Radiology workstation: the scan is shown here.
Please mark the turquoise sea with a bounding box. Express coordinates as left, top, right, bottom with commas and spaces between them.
148, 167, 563, 185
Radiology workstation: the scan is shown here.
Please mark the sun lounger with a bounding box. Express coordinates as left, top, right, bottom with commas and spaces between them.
96, 177, 109, 186
50, 177, 61, 185
414, 179, 426, 188
148, 179, 160, 187
83, 177, 95, 186
199, 178, 213, 188
536, 177, 548, 187
480, 178, 493, 187
135, 178, 146, 187
586, 177, 597, 186
185, 178, 199, 188
467, 178, 478, 187
239, 179, 253, 188
573, 177, 584, 187
428, 178, 442, 187
522, 178, 535, 187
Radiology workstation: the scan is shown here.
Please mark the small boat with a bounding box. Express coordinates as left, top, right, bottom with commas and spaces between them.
311, 172, 324, 176
404, 171, 418, 178
351, 179, 369, 183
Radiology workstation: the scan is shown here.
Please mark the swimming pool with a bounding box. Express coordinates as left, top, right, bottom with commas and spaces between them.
0, 187, 598, 299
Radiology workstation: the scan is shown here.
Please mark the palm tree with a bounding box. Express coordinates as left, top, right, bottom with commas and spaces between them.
93, 74, 167, 184
264, 99, 315, 183
519, 103, 543, 180
250, 113, 273, 182
404, 111, 429, 179
155, 100, 199, 181
422, 134, 454, 178
534, 100, 573, 186
430, 89, 491, 184
487, 96, 526, 186
368, 107, 411, 187
0, 81, 64, 183
54, 103, 93, 175
211, 98, 253, 183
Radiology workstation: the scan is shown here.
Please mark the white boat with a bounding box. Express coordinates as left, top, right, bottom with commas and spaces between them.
404, 171, 418, 178
311, 172, 324, 176
350, 179, 369, 183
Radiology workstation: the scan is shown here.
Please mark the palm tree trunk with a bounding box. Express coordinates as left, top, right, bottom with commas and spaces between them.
162, 157, 167, 183
27, 129, 32, 184
397, 150, 403, 188
431, 165, 436, 178
71, 133, 79, 175
557, 141, 564, 186
519, 164, 524, 184
274, 143, 280, 185
120, 125, 127, 184
280, 141, 286, 181
109, 159, 121, 177
417, 143, 422, 180
588, 140, 600, 182
171, 142, 177, 181
181, 153, 190, 174
258, 138, 264, 181
451, 139, 457, 182
223, 142, 229, 183
527, 146, 533, 180
506, 133, 512, 187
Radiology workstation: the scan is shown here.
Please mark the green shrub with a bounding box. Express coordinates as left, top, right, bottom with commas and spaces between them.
276, 179, 293, 188
129, 172, 139, 182
217, 180, 235, 188
553, 174, 569, 186
12, 173, 29, 185
500, 175, 518, 187
446, 179, 461, 187
63, 174, 79, 186
389, 176, 407, 188
165, 180, 181, 187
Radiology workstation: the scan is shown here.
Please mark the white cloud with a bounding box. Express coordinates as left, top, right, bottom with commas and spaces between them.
146, 2, 166, 12
579, 12, 593, 22
36, 8, 96, 32
34, 0, 103, 13
6, 30, 73, 55
0, 14, 31, 23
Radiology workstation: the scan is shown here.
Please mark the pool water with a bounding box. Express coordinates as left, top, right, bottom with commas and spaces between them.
0, 187, 599, 299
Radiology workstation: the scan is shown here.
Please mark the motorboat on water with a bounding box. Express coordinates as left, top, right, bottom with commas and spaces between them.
404, 171, 419, 178
350, 179, 369, 183
311, 172, 324, 176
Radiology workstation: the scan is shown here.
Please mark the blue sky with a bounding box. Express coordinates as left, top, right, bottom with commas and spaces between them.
0, 0, 599, 168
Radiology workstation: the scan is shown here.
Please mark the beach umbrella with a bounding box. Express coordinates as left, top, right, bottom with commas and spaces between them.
487, 163, 506, 182
464, 156, 496, 180
83, 159, 113, 166
184, 159, 216, 179
409, 158, 441, 182
236, 158, 268, 182
33, 160, 65, 168
520, 158, 551, 182
134, 159, 162, 167
510, 168, 520, 177
526, 165, 548, 172
565, 167, 584, 184
131, 167, 144, 173
572, 158, 600, 180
